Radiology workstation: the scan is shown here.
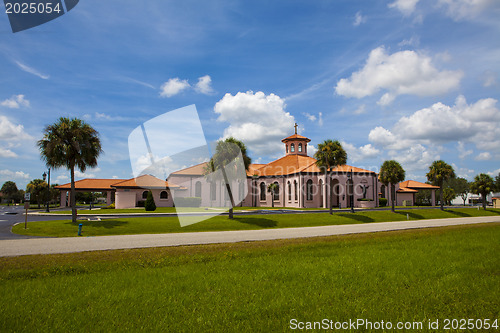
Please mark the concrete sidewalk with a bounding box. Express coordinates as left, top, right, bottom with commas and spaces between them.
1, 216, 499, 257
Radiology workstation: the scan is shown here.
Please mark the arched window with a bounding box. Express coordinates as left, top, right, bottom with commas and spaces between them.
260, 182, 266, 201
195, 181, 202, 197
160, 191, 168, 199
294, 180, 298, 201
210, 182, 216, 201
298, 143, 302, 152
273, 182, 279, 201
288, 181, 291, 201
142, 191, 148, 200
291, 143, 295, 152
306, 179, 313, 201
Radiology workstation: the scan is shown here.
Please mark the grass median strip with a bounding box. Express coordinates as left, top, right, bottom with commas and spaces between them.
13, 208, 500, 237
1, 223, 499, 332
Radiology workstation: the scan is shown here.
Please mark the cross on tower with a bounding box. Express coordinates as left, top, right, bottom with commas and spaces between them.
294, 123, 298, 134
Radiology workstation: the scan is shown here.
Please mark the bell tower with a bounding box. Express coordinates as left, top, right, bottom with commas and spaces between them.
281, 123, 311, 156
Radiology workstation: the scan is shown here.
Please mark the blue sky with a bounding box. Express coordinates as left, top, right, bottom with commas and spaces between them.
1, 0, 499, 188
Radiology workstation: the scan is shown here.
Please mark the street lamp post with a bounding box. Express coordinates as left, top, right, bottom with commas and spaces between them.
43, 168, 51, 212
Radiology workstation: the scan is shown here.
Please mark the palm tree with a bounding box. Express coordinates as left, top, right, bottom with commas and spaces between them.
379, 160, 405, 213
37, 117, 102, 223
205, 137, 251, 219
267, 183, 278, 208
426, 160, 455, 210
314, 140, 347, 215
470, 173, 494, 210
26, 179, 47, 209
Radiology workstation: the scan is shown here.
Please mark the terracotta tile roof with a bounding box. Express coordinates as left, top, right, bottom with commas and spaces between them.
55, 178, 126, 191
111, 175, 180, 189
281, 134, 311, 142
301, 163, 376, 174
255, 155, 317, 176
247, 164, 266, 176
397, 187, 418, 193
169, 162, 208, 176
399, 180, 440, 190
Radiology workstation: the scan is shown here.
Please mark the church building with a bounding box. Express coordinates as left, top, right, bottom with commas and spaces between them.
169, 126, 379, 209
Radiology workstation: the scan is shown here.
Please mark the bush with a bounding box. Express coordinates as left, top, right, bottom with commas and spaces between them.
174, 197, 202, 207
357, 198, 373, 201
145, 191, 156, 211
379, 198, 388, 207
101, 203, 115, 210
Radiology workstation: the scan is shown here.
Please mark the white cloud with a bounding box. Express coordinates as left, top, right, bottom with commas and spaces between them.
159, 78, 191, 97
214, 91, 295, 156
195, 75, 214, 95
353, 11, 367, 26
475, 152, 492, 161
457, 142, 473, 160
318, 112, 323, 127
0, 169, 30, 180
308, 143, 318, 157
393, 96, 500, 150
303, 112, 316, 122
368, 95, 500, 173
438, 0, 497, 20
342, 141, 381, 163
15, 61, 49, 80
335, 47, 463, 104
75, 168, 101, 179
0, 116, 33, 141
0, 147, 17, 158
388, 0, 420, 16
398, 36, 420, 47
482, 70, 497, 87
1, 95, 30, 109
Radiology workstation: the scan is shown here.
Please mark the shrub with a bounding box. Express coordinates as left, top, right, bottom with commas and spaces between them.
174, 197, 202, 207
145, 191, 156, 211
101, 203, 115, 210
357, 198, 373, 201
379, 198, 388, 207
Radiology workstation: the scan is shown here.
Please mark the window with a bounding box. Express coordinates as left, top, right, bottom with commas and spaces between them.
210, 182, 216, 201
160, 191, 168, 199
286, 145, 288, 153
298, 143, 302, 152
260, 182, 266, 201
291, 143, 295, 152
306, 179, 313, 201
294, 180, 298, 201
288, 181, 291, 201
142, 191, 148, 200
273, 182, 279, 201
195, 181, 202, 197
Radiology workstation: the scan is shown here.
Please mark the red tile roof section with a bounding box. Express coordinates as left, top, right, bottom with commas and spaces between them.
399, 180, 440, 189
55, 179, 126, 190
111, 174, 179, 189
281, 134, 311, 143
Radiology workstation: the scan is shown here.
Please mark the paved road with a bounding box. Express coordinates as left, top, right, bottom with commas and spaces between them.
0, 216, 498, 257
0, 206, 68, 240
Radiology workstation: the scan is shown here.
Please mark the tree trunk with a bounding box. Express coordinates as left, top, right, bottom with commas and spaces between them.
391, 183, 395, 213
271, 194, 274, 208
440, 185, 444, 210
220, 168, 235, 219
71, 166, 77, 223
482, 193, 487, 210
328, 171, 333, 215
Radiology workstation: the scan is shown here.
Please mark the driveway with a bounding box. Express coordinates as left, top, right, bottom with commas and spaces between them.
0, 215, 498, 257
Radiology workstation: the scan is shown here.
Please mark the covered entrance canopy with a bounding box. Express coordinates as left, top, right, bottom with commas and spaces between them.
55, 179, 126, 207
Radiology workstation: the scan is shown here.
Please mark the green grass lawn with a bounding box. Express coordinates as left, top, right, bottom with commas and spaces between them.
48, 206, 327, 214
1, 224, 499, 332
14, 208, 500, 238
